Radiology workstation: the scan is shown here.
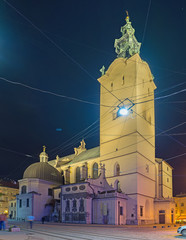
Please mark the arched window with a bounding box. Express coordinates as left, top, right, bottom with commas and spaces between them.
65, 200, 70, 212
65, 168, 70, 184
21, 185, 27, 194
72, 199, 77, 212
76, 167, 81, 183
117, 181, 121, 192
116, 163, 120, 176
92, 162, 98, 179
79, 199, 84, 212
81, 164, 87, 181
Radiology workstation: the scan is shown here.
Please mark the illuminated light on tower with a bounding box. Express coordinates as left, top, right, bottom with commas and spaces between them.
118, 107, 129, 116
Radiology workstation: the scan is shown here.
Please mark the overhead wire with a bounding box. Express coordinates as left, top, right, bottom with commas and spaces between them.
3, 0, 123, 105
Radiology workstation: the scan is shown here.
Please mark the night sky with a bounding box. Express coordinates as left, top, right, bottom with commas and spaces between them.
0, 0, 185, 196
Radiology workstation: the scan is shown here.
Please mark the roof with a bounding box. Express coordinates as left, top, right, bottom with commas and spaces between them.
0, 179, 19, 189
67, 146, 100, 165
48, 146, 100, 167
23, 162, 63, 184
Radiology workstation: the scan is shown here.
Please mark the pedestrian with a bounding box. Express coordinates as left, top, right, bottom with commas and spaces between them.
0, 214, 2, 230
27, 215, 35, 229
41, 216, 45, 224
1, 214, 7, 230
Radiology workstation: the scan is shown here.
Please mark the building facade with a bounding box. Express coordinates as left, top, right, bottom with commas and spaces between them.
174, 194, 186, 223
16, 14, 175, 224
0, 180, 19, 215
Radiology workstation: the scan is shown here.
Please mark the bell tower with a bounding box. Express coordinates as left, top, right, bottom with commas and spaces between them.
98, 13, 156, 223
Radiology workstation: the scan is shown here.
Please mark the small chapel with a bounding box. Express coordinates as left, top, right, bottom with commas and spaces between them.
16, 13, 175, 225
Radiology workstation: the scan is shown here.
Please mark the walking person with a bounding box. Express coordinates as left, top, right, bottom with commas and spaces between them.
1, 214, 7, 230
0, 214, 2, 230
41, 216, 45, 224
27, 215, 35, 229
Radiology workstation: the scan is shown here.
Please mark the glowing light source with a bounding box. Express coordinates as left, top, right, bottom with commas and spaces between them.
118, 107, 129, 116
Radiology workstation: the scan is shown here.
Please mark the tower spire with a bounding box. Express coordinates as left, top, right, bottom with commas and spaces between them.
114, 12, 141, 58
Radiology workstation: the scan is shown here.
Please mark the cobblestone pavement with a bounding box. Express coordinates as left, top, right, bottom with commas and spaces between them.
0, 221, 186, 240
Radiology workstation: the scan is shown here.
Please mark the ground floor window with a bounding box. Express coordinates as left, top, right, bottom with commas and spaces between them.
140, 206, 143, 217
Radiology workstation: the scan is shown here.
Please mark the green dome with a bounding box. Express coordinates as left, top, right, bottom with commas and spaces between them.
23, 162, 62, 184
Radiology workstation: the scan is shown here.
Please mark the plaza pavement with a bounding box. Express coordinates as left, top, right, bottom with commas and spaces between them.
0, 220, 185, 240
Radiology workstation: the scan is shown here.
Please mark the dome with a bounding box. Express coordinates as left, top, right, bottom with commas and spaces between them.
23, 162, 63, 184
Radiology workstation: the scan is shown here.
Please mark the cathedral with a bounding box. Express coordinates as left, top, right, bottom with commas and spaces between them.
16, 14, 175, 225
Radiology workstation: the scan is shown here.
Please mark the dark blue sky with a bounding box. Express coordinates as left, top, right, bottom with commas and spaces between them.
0, 0, 185, 195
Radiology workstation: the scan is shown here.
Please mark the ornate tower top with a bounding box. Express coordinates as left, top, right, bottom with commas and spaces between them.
114, 12, 141, 58
39, 145, 48, 163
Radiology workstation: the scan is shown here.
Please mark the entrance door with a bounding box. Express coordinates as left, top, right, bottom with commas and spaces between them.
159, 214, 165, 224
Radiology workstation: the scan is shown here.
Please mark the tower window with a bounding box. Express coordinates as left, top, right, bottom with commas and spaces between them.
122, 76, 125, 85
111, 82, 113, 91
115, 163, 120, 176
148, 88, 150, 96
